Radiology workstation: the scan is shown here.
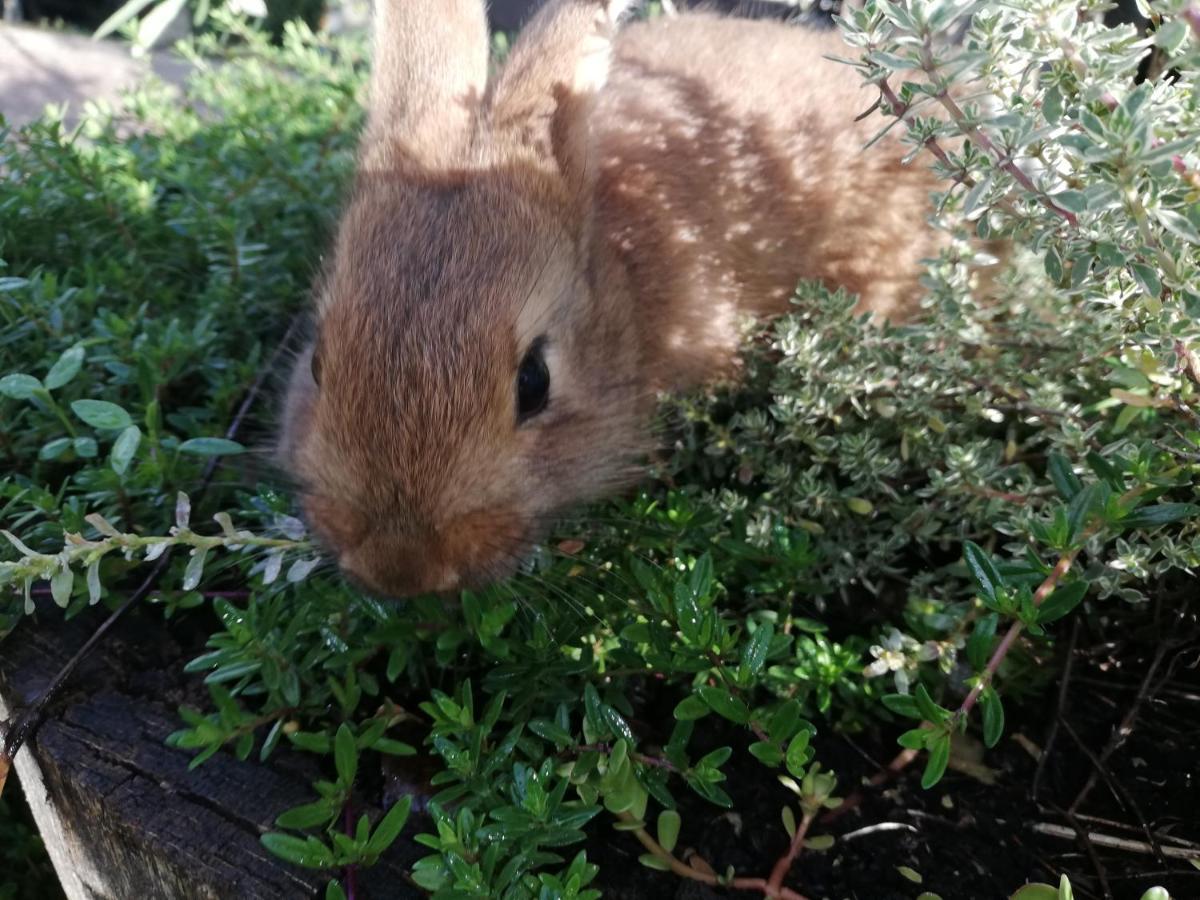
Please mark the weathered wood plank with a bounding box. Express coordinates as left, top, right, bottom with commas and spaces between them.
0, 608, 420, 899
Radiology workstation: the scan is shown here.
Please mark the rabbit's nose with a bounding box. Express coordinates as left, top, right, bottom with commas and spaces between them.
338, 546, 460, 599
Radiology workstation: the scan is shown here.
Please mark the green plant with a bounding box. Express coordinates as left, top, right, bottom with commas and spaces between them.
2, 2, 1199, 897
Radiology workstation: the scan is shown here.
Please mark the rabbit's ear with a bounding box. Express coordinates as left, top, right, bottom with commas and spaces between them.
487, 0, 636, 186
363, 0, 490, 169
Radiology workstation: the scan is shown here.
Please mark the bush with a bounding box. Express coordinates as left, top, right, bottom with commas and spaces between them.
2, 3, 1197, 898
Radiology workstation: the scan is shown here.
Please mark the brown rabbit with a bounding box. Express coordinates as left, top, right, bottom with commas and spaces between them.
278, 0, 945, 598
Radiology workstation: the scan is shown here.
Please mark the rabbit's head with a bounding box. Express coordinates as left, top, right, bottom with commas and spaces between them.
279, 0, 648, 598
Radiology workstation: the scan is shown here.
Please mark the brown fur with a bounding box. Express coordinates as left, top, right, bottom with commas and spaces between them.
278, 0, 945, 597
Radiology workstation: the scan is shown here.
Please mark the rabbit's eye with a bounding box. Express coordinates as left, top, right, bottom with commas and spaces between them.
516, 338, 550, 422
310, 347, 323, 388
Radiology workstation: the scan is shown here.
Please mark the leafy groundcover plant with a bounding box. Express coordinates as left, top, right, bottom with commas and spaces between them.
2, 2, 1199, 898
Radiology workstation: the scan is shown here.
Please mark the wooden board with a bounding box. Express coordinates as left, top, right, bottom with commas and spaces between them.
0, 608, 420, 899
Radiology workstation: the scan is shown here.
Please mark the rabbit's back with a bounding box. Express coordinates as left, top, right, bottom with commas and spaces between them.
596, 15, 942, 388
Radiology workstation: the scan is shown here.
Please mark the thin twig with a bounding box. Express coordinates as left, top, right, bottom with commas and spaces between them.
1062, 718, 1164, 866
1061, 804, 1114, 900
1033, 616, 1081, 800
1034, 823, 1200, 861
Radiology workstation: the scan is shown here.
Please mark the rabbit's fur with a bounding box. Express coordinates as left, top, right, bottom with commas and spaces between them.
279, 0, 944, 597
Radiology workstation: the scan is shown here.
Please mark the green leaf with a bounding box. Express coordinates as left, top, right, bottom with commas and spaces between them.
182, 548, 208, 592
366, 796, 412, 857
1008, 886, 1059, 900
638, 853, 672, 872
784, 729, 811, 778
696, 686, 751, 724
1036, 581, 1088, 625
38, 437, 72, 461
966, 613, 998, 671
656, 810, 681, 854
1121, 503, 1200, 530
921, 735, 951, 789
177, 437, 247, 457
914, 684, 947, 724
110, 425, 142, 475
748, 741, 783, 766
1156, 208, 1200, 244
326, 881, 348, 900
1046, 453, 1082, 500
739, 622, 774, 676
73, 437, 98, 459
260, 833, 335, 868
673, 695, 710, 721
1130, 262, 1161, 299
881, 693, 921, 719
44, 346, 85, 390
334, 723, 358, 786
962, 541, 1006, 603
276, 801, 335, 830
979, 687, 1004, 748
50, 567, 74, 608
0, 374, 42, 400
71, 399, 132, 431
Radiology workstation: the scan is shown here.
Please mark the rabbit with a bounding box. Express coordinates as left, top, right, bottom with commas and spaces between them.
277, 0, 946, 598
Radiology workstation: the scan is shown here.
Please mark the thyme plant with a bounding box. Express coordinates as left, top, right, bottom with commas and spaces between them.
1, 2, 1197, 897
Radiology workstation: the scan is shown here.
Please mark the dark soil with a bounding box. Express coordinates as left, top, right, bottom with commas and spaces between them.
583, 596, 1200, 900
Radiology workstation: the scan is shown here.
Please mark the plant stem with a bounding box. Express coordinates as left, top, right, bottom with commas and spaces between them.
765, 810, 816, 897
617, 810, 810, 900
956, 548, 1079, 721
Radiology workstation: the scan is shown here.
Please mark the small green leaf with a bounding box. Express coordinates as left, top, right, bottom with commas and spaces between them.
182, 548, 208, 591
748, 741, 783, 766
334, 723, 358, 786
1008, 886, 1059, 900
914, 684, 946, 724
921, 736, 950, 789
897, 865, 923, 884
0, 374, 42, 400
1046, 453, 1082, 500
38, 437, 72, 461
979, 687, 1004, 748
71, 399, 132, 431
881, 693, 921, 719
260, 832, 335, 868
178, 437, 247, 457
739, 622, 774, 676
326, 881, 348, 900
656, 810, 681, 854
638, 853, 672, 872
110, 425, 142, 475
962, 541, 1006, 603
276, 800, 336, 830
673, 694, 710, 721
366, 796, 412, 857
1121, 503, 1200, 530
784, 730, 811, 778
697, 686, 751, 724
1036, 581, 1088, 625
44, 346, 85, 391
50, 567, 74, 608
